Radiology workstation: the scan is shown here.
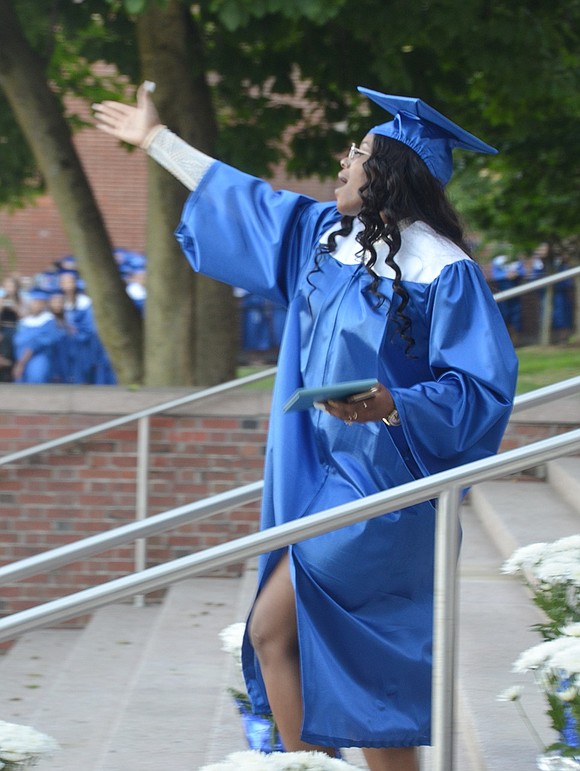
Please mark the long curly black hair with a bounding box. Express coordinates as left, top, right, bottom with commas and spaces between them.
314, 134, 471, 352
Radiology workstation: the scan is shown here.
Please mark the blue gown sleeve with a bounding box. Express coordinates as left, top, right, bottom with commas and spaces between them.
389, 260, 518, 476
14, 319, 64, 355
175, 162, 339, 306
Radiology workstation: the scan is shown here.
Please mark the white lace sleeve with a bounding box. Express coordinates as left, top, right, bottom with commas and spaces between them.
145, 127, 215, 191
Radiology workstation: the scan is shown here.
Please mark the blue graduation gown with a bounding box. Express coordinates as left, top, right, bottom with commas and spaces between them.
176, 162, 518, 748
13, 312, 64, 384
64, 295, 95, 384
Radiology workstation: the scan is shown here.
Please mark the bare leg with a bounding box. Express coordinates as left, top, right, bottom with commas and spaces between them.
362, 747, 420, 771
248, 552, 336, 756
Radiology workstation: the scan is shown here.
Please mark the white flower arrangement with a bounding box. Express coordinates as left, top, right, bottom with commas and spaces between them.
199, 750, 361, 771
219, 623, 283, 752
219, 622, 246, 682
502, 535, 580, 640
0, 719, 59, 769
219, 622, 252, 706
500, 536, 580, 764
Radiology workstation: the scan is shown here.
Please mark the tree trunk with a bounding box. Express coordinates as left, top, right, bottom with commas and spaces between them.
0, 0, 143, 384
136, 1, 237, 385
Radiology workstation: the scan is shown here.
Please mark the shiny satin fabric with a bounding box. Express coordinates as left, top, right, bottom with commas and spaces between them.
176, 162, 518, 749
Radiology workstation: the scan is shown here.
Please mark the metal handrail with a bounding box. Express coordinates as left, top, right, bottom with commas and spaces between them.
511, 375, 580, 413
493, 264, 580, 302
1, 376, 578, 588
493, 265, 579, 346
1, 428, 580, 771
0, 480, 264, 585
0, 425, 576, 638
1, 381, 579, 771
0, 365, 277, 467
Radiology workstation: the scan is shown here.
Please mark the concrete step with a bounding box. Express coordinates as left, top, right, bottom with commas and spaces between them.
0, 628, 82, 722
15, 601, 163, 770
457, 503, 552, 771
0, 574, 255, 771
547, 456, 580, 517
460, 462, 580, 771
469, 476, 580, 563
94, 573, 255, 771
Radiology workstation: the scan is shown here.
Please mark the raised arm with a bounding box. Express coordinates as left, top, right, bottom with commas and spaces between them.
93, 81, 161, 148
93, 82, 215, 191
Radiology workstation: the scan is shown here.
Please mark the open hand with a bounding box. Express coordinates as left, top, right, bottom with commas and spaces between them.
93, 81, 161, 147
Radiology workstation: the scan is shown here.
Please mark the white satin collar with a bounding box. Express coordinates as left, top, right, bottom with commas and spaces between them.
320, 219, 468, 283
20, 311, 55, 328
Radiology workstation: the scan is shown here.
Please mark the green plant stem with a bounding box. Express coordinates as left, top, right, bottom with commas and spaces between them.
516, 699, 546, 751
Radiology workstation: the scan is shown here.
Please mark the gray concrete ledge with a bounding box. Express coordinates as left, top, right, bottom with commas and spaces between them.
1, 385, 578, 424
0, 384, 272, 417
512, 393, 580, 425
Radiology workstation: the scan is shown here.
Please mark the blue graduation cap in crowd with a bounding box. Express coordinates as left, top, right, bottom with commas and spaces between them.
59, 255, 77, 271
26, 288, 52, 302
358, 86, 498, 185
114, 248, 147, 277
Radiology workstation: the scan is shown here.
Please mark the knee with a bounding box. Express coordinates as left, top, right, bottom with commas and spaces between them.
248, 612, 298, 663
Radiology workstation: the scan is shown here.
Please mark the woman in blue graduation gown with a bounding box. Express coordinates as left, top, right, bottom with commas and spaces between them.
13, 290, 65, 383
95, 85, 518, 771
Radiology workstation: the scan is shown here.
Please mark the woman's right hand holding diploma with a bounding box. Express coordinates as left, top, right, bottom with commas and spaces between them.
93, 81, 162, 148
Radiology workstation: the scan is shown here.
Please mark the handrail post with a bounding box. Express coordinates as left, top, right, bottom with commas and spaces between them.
431, 484, 462, 771
134, 415, 150, 607
540, 283, 554, 345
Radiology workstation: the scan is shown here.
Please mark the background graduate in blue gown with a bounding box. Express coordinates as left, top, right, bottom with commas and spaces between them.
95, 84, 518, 771
12, 289, 64, 383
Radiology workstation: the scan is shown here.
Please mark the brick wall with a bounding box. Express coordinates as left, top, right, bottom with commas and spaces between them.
0, 387, 271, 619
1, 386, 578, 623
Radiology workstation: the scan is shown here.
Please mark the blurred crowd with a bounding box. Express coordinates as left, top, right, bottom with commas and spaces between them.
0, 242, 575, 385
0, 249, 146, 384
487, 244, 576, 346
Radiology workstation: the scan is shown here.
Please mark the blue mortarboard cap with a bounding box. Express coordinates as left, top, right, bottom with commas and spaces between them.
114, 248, 147, 275
128, 255, 147, 273
35, 270, 60, 293
358, 86, 498, 185
59, 255, 77, 270
26, 288, 52, 301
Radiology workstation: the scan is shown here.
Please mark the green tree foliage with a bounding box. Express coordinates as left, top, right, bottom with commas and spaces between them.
0, 0, 578, 383
3, 0, 579, 247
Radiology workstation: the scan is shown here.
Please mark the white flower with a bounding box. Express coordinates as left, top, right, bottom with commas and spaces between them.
549, 639, 580, 676
513, 637, 580, 679
557, 686, 578, 702
502, 542, 547, 575
219, 622, 246, 658
562, 623, 580, 637
199, 750, 361, 771
549, 535, 580, 553
0, 719, 59, 761
497, 685, 524, 702
536, 555, 579, 585
513, 643, 551, 673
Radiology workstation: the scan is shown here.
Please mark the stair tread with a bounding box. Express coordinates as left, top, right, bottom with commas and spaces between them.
458, 505, 552, 771
94, 575, 251, 771
469, 477, 579, 563
13, 601, 162, 766
0, 629, 82, 723
2, 453, 578, 771
548, 456, 580, 517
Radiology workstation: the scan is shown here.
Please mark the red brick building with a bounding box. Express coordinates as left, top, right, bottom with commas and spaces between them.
0, 101, 336, 282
